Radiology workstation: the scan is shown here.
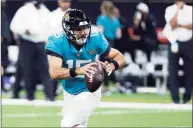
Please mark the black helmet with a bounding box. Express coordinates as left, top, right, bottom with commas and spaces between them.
62, 9, 91, 45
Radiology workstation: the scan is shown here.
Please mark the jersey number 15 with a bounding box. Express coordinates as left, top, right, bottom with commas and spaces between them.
66, 59, 92, 78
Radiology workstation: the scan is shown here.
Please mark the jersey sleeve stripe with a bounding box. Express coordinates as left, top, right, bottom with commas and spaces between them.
100, 44, 111, 61
46, 49, 63, 59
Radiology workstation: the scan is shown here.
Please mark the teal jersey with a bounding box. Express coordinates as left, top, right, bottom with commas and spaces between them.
45, 29, 110, 95
96, 15, 120, 40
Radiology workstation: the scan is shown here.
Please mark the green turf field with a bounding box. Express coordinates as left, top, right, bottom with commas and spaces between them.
3, 90, 192, 103
2, 105, 192, 127
2, 91, 192, 127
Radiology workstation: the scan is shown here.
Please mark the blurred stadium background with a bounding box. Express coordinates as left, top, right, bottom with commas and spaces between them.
1, 0, 192, 127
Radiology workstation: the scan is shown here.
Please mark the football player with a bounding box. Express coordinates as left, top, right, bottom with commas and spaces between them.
45, 9, 125, 127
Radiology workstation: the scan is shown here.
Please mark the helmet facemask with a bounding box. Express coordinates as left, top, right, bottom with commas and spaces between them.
69, 24, 91, 45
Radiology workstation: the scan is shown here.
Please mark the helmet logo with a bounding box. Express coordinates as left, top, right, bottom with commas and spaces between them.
88, 50, 95, 55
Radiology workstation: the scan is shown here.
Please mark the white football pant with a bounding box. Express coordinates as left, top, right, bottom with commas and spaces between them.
61, 87, 101, 128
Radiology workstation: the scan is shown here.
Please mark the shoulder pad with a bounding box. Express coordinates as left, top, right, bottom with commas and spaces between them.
48, 32, 67, 44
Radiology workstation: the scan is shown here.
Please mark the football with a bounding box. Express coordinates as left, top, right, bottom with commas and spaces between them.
85, 61, 104, 92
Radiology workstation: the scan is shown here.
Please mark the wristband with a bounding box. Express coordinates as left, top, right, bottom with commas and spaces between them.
111, 60, 119, 70
69, 68, 77, 77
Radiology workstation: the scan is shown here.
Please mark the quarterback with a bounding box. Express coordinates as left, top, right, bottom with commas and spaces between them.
45, 9, 125, 127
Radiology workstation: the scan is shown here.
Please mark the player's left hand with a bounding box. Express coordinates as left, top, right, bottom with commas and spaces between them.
98, 61, 115, 76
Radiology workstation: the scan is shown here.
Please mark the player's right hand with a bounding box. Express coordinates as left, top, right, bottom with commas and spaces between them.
76, 62, 97, 77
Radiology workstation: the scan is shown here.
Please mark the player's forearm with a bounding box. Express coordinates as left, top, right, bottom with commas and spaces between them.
49, 67, 71, 80
112, 52, 126, 69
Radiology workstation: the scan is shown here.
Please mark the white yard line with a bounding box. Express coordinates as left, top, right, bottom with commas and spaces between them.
2, 99, 192, 110
3, 113, 61, 118
2, 109, 186, 118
